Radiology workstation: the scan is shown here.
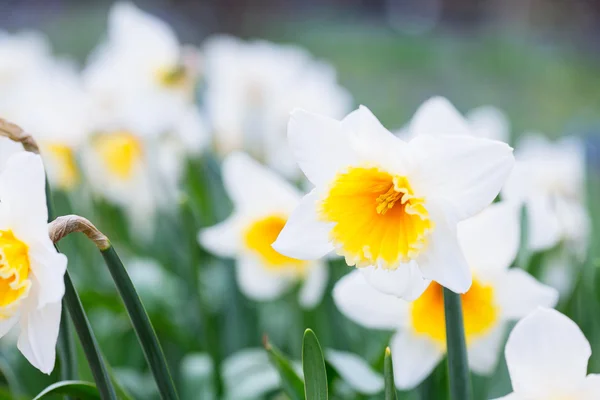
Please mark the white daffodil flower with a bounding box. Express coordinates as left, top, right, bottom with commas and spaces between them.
84, 2, 200, 137
465, 105, 510, 143
493, 308, 600, 400
81, 103, 208, 236
333, 202, 558, 389
502, 134, 589, 254
202, 35, 352, 178
0, 153, 67, 374
4, 60, 91, 191
0, 31, 51, 95
198, 152, 328, 308
273, 98, 515, 296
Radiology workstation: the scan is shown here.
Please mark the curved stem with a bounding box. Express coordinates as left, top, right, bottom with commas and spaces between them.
443, 288, 471, 400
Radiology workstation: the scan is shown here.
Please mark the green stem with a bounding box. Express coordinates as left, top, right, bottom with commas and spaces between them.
63, 270, 118, 400
443, 288, 471, 400
57, 314, 77, 380
46, 178, 117, 400
100, 245, 179, 400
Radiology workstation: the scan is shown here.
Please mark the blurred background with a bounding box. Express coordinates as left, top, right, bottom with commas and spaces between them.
1, 1, 600, 399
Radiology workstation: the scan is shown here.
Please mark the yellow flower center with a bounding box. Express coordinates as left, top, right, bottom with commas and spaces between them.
44, 143, 79, 190
0, 230, 31, 318
319, 167, 433, 268
410, 279, 499, 345
156, 65, 193, 91
93, 132, 143, 180
244, 215, 308, 274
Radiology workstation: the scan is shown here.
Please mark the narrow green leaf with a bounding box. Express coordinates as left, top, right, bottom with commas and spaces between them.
264, 336, 304, 400
383, 347, 398, 400
58, 311, 77, 380
46, 177, 117, 400
101, 245, 179, 400
302, 329, 328, 400
33, 381, 100, 400
443, 288, 472, 400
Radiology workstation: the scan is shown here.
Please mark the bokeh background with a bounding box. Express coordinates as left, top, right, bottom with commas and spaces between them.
1, 1, 600, 399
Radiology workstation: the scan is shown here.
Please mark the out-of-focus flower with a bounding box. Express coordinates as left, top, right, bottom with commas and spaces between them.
492, 308, 600, 399
0, 153, 68, 374
466, 105, 510, 143
502, 134, 589, 254
333, 202, 557, 389
273, 99, 514, 297
202, 35, 352, 178
4, 61, 91, 190
221, 348, 383, 399
199, 152, 328, 308
81, 103, 208, 234
84, 2, 200, 136
0, 31, 51, 96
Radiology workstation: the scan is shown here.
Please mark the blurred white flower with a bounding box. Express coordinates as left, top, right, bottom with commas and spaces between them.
333, 202, 557, 389
502, 134, 589, 255
493, 308, 600, 400
273, 99, 514, 297
198, 152, 328, 308
202, 35, 352, 178
0, 31, 51, 94
0, 153, 67, 374
4, 60, 91, 190
465, 105, 510, 143
84, 2, 200, 137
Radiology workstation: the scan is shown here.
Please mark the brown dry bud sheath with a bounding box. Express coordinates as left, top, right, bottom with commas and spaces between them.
0, 118, 40, 154
49, 215, 111, 250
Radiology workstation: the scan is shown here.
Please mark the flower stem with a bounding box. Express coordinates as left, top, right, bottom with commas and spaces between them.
443, 288, 471, 400
100, 245, 179, 400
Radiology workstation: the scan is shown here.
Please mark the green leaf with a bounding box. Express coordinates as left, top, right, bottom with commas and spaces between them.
443, 288, 472, 400
302, 329, 328, 400
383, 347, 398, 400
264, 336, 304, 400
33, 381, 100, 400
101, 245, 179, 400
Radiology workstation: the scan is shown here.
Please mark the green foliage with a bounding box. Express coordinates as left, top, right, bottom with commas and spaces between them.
302, 329, 328, 400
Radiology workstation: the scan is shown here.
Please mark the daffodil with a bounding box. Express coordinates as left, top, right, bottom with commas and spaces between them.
199, 152, 328, 308
84, 2, 200, 137
333, 202, 558, 389
202, 35, 352, 178
493, 308, 600, 400
502, 134, 590, 294
273, 99, 515, 296
5, 60, 91, 190
0, 152, 67, 374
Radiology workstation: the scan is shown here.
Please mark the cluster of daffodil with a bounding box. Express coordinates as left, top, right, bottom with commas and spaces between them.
0, 2, 594, 400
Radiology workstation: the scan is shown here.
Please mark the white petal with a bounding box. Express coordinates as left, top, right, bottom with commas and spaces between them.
578, 374, 600, 399
236, 256, 292, 301
417, 205, 472, 293
466, 106, 510, 143
298, 262, 329, 309
272, 190, 334, 260
0, 313, 20, 338
325, 349, 384, 394
409, 97, 472, 138
198, 214, 244, 258
496, 269, 558, 320
0, 153, 48, 239
410, 134, 514, 222
390, 330, 443, 390
526, 196, 562, 252
468, 325, 505, 375
222, 152, 301, 214
222, 348, 280, 399
332, 270, 408, 330
28, 240, 67, 308
458, 201, 520, 272
490, 394, 523, 400
287, 108, 357, 187
505, 308, 590, 397
360, 262, 430, 301
18, 300, 61, 374
341, 105, 412, 174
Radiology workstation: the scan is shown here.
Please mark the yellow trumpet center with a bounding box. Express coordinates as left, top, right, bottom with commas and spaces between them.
244, 215, 307, 274
410, 279, 499, 345
156, 65, 193, 91
44, 143, 79, 190
0, 230, 31, 318
93, 131, 143, 180
319, 167, 433, 269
